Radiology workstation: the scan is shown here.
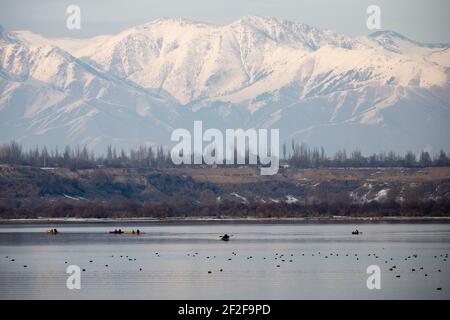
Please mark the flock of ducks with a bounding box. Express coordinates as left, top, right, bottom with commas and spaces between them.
4, 247, 448, 293
2, 229, 448, 296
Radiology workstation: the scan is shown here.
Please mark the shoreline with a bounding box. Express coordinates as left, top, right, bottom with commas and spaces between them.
1, 216, 449, 225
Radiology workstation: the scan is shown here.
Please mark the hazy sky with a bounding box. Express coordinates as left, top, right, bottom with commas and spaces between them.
0, 0, 449, 43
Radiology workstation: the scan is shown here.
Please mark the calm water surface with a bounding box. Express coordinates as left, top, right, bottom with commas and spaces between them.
0, 222, 449, 299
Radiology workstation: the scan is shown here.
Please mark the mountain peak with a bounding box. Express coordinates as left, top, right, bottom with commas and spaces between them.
0, 25, 16, 43
230, 15, 306, 32
368, 30, 450, 50
138, 17, 215, 29
232, 15, 281, 25
368, 30, 419, 45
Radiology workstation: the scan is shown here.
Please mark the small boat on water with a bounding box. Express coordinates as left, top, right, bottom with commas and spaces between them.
46, 228, 58, 234
221, 234, 231, 241
352, 229, 362, 235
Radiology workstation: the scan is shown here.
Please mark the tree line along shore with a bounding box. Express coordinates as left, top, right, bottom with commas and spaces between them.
1, 141, 450, 170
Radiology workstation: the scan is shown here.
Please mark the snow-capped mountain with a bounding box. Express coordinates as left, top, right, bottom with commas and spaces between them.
2, 16, 450, 154
0, 24, 181, 151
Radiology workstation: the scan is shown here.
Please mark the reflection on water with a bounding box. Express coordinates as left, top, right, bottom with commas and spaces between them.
0, 223, 449, 299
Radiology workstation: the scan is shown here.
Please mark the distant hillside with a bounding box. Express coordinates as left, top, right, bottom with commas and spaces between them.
1, 165, 449, 218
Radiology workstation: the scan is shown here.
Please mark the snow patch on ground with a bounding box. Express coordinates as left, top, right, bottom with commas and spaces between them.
286, 195, 299, 204
230, 192, 249, 204
63, 194, 86, 201
374, 188, 390, 201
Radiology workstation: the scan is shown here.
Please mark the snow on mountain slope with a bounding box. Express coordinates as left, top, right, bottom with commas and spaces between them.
23, 16, 360, 105
0, 26, 180, 151
36, 16, 447, 102
2, 17, 450, 154
12, 30, 111, 58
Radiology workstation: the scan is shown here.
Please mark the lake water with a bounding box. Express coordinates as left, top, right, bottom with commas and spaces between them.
0, 222, 449, 299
